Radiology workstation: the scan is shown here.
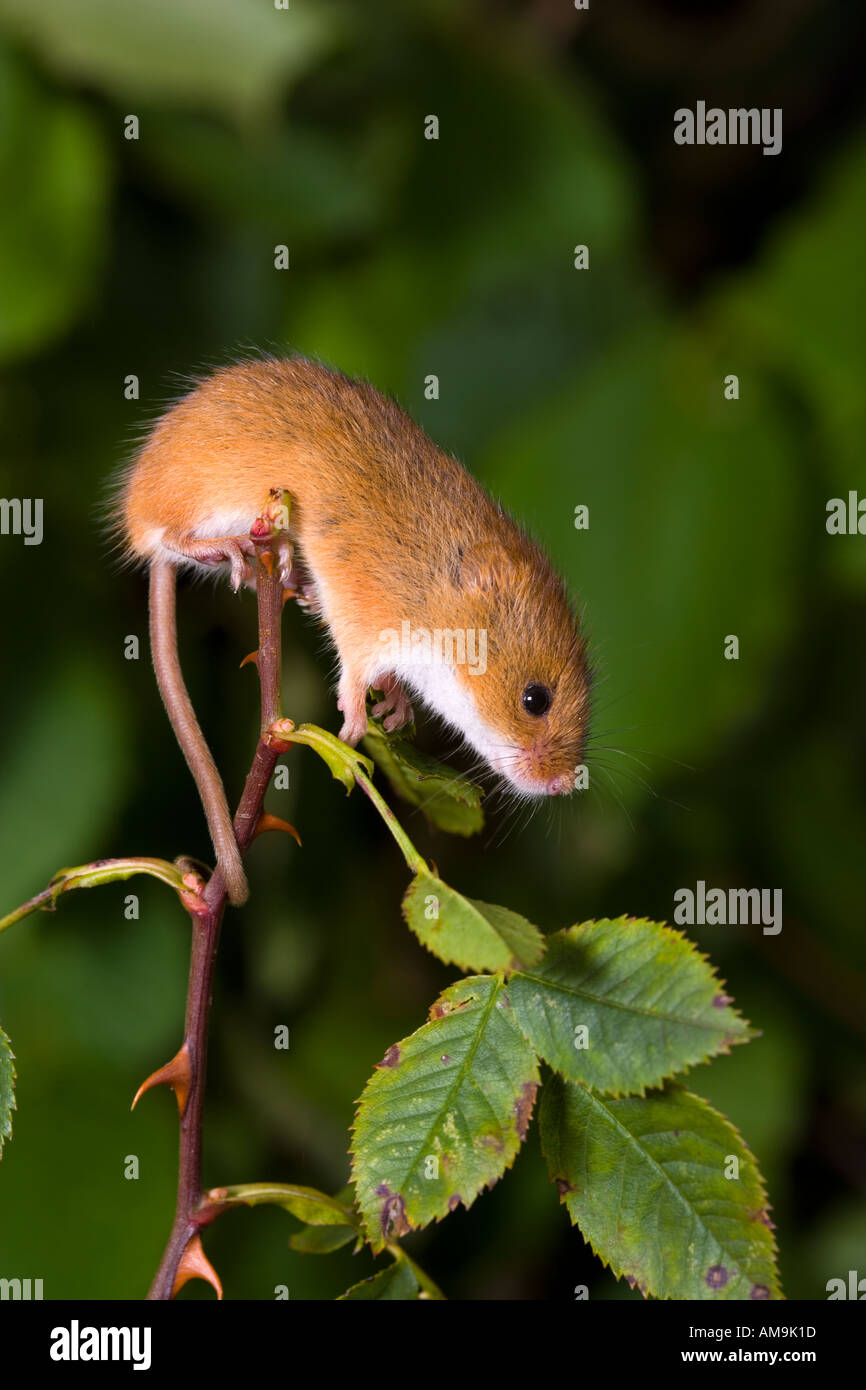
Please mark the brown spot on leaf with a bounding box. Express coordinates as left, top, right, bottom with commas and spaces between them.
375, 1184, 410, 1240
750, 1208, 775, 1229
375, 1044, 401, 1069
513, 1081, 538, 1141
447, 1194, 462, 1212
555, 1178, 576, 1199
428, 994, 473, 1020
750, 1283, 771, 1300
713, 993, 734, 1008
673, 1130, 680, 1138
480, 1133, 505, 1154
706, 1265, 728, 1289
440, 1054, 451, 1065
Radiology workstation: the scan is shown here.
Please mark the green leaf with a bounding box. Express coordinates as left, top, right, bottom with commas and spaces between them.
352, 976, 540, 1252
0, 858, 194, 935
339, 1252, 420, 1301
289, 1224, 357, 1255
540, 1078, 781, 1301
208, 1182, 360, 1229
715, 134, 866, 592
402, 870, 544, 972
141, 111, 384, 248
0, 0, 341, 127
363, 719, 484, 836
0, 661, 129, 910
0, 1024, 15, 1157
508, 918, 751, 1096
397, 1248, 446, 1301
718, 132, 866, 485
480, 321, 798, 782
290, 39, 636, 392
0, 49, 107, 363
277, 720, 429, 872
272, 721, 373, 794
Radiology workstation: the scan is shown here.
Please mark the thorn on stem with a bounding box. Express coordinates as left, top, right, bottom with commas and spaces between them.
131, 1042, 192, 1117
240, 650, 260, 670
254, 813, 302, 846
172, 1234, 223, 1301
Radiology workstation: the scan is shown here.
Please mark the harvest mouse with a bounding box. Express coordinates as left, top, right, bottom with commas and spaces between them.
119, 356, 590, 904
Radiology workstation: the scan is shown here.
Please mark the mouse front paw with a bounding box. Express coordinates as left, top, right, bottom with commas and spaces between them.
371, 676, 414, 734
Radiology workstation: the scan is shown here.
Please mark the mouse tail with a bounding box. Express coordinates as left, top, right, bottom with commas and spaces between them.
148, 559, 249, 906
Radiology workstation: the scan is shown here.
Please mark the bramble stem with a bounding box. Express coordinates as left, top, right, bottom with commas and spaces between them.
255, 559, 283, 732
147, 558, 284, 1300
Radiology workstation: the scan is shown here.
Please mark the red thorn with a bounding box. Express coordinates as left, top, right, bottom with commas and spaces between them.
240, 650, 259, 670
254, 813, 302, 846
131, 1042, 191, 1117
259, 550, 275, 576
172, 1234, 223, 1301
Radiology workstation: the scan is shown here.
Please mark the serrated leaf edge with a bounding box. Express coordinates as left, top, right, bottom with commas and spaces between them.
0, 1023, 17, 1157
401, 873, 545, 973
349, 976, 540, 1248
545, 1080, 783, 1301
512, 917, 753, 1098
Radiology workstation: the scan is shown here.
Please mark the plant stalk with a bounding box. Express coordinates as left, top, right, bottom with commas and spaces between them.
147, 560, 284, 1300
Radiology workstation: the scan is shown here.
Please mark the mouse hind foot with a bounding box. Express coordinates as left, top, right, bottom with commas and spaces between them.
158, 510, 295, 593
158, 529, 257, 591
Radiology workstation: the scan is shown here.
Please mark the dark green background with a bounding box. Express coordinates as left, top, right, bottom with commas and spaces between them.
0, 0, 864, 1299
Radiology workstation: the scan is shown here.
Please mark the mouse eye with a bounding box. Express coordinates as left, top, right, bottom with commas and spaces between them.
521, 683, 552, 717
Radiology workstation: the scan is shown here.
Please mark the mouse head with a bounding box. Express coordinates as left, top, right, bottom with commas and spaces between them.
447, 540, 590, 797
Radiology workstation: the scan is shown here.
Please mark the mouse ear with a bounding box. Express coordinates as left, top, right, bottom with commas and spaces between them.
453, 541, 513, 591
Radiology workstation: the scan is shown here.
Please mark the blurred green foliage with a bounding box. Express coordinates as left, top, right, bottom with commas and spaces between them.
0, 0, 864, 1300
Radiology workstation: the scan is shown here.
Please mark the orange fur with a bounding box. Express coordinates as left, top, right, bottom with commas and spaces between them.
120, 356, 590, 795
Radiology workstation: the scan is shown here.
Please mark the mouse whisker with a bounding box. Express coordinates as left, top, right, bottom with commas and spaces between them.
588, 763, 636, 831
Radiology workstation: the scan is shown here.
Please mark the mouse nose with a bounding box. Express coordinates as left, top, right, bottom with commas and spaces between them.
546, 772, 574, 796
